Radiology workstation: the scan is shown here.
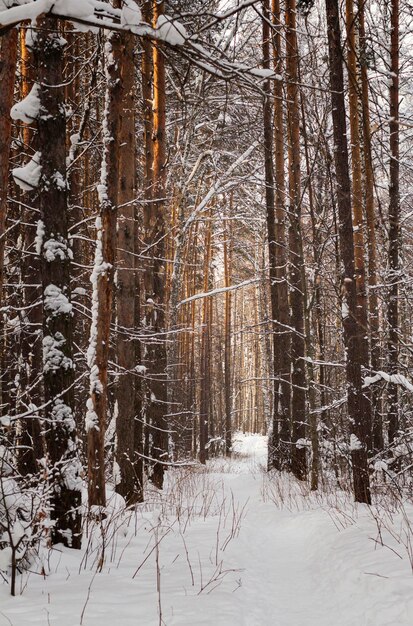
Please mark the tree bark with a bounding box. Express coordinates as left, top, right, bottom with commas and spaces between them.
271, 0, 292, 471
223, 215, 232, 455
358, 0, 382, 451
387, 0, 400, 444
262, 0, 285, 470
0, 30, 18, 414
199, 214, 212, 464
142, 0, 168, 488
325, 0, 371, 503
114, 3, 142, 505
35, 17, 82, 546
285, 0, 307, 480
87, 30, 122, 508
346, 0, 372, 451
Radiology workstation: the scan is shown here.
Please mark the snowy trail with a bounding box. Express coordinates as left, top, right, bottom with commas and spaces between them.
2, 433, 413, 625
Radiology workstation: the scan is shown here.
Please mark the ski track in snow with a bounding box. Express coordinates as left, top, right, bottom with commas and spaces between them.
1, 433, 413, 625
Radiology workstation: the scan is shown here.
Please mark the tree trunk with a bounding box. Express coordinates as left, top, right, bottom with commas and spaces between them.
359, 0, 382, 451
262, 0, 282, 469
325, 0, 371, 504
87, 30, 122, 508
285, 0, 307, 480
0, 30, 18, 413
115, 4, 142, 505
17, 28, 43, 476
223, 215, 232, 455
35, 17, 82, 546
387, 0, 400, 444
346, 0, 372, 451
199, 215, 212, 464
143, 0, 168, 488
271, 0, 292, 471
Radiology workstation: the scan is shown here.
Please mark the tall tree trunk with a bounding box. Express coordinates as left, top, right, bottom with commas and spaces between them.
262, 0, 281, 469
325, 0, 371, 503
285, 0, 307, 480
300, 85, 319, 491
87, 30, 122, 508
223, 215, 232, 455
0, 30, 18, 413
346, 0, 372, 451
387, 0, 400, 444
114, 5, 142, 505
17, 28, 43, 476
143, 0, 168, 488
271, 0, 292, 470
35, 17, 82, 546
359, 0, 382, 451
141, 0, 154, 478
199, 215, 212, 464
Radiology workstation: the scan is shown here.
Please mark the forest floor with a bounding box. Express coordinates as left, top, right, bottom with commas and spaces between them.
1, 433, 413, 625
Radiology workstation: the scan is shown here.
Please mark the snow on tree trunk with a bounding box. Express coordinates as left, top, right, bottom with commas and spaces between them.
86, 32, 121, 509
34, 16, 82, 547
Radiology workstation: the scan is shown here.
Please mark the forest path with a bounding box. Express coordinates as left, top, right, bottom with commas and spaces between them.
198, 433, 413, 626
1, 433, 413, 625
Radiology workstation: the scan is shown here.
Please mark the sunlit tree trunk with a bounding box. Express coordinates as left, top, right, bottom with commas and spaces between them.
142, 0, 168, 488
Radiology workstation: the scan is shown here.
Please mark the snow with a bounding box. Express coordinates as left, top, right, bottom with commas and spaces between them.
35, 219, 45, 255
250, 68, 279, 79
2, 434, 413, 625
85, 397, 99, 432
364, 371, 413, 394
86, 216, 108, 406
10, 83, 41, 123
42, 236, 73, 262
121, 0, 142, 33
156, 15, 188, 46
44, 284, 72, 316
350, 433, 363, 451
43, 332, 73, 373
12, 151, 42, 191
53, 0, 94, 19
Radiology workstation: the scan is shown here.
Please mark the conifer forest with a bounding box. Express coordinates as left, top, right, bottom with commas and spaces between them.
1, 0, 413, 624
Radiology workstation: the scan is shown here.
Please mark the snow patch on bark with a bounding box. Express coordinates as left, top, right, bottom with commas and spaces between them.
44, 284, 72, 316
12, 151, 41, 191
43, 333, 73, 373
10, 82, 41, 123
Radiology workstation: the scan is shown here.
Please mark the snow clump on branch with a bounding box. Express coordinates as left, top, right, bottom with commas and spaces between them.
156, 15, 188, 46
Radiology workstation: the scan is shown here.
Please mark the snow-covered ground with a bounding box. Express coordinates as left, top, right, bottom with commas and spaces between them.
1, 433, 413, 625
